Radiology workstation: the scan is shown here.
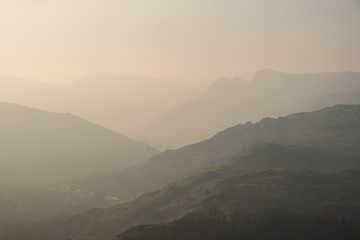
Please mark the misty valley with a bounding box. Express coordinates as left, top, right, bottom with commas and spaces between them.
2, 0, 360, 239
0, 70, 360, 240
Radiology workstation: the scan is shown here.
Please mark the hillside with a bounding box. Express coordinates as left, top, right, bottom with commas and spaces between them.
117, 207, 360, 240
0, 102, 157, 185
138, 70, 360, 149
2, 104, 360, 240
55, 143, 360, 240
0, 74, 200, 138
66, 104, 360, 204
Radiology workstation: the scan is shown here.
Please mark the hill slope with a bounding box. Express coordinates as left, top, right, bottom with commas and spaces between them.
56, 143, 360, 240
68, 104, 360, 204
117, 204, 360, 240
0, 102, 157, 185
0, 74, 200, 137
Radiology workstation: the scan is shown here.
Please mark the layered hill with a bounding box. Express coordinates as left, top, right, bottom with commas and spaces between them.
0, 102, 157, 185
3, 104, 360, 240
67, 104, 360, 204
56, 143, 360, 240
0, 74, 200, 138
139, 70, 360, 149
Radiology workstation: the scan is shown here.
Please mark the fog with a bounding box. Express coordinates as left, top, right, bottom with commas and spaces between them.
1, 0, 360, 146
1, 1, 360, 240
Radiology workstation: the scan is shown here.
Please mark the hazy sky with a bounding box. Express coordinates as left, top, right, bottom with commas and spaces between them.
0, 0, 359, 83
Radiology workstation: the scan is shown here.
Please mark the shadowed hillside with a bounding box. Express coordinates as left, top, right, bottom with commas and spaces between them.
54, 144, 360, 240
2, 105, 360, 240
0, 102, 157, 185
117, 208, 360, 240
66, 104, 360, 205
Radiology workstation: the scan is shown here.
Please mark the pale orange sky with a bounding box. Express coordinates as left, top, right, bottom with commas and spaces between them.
0, 0, 359, 83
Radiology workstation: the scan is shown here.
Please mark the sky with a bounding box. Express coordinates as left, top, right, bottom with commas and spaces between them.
0, 0, 359, 83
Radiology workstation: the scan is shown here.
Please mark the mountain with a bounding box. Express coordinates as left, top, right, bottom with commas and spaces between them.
4, 70, 359, 150
0, 102, 157, 185
2, 104, 360, 240
65, 104, 360, 205
116, 205, 360, 240
55, 143, 360, 240
138, 70, 360, 149
0, 74, 201, 138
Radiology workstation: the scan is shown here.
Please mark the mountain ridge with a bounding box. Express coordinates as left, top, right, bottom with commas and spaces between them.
0, 102, 157, 185
55, 142, 360, 240
139, 70, 360, 149
62, 104, 360, 206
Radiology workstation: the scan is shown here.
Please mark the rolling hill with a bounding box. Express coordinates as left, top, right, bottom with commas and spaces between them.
55, 143, 360, 240
0, 74, 201, 138
0, 102, 157, 185
66, 104, 360, 204
2, 104, 360, 240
